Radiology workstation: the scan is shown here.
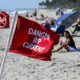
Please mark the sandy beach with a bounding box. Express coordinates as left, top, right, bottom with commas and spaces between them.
0, 9, 80, 80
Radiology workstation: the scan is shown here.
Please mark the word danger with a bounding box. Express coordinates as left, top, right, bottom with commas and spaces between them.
23, 42, 45, 53
28, 28, 50, 39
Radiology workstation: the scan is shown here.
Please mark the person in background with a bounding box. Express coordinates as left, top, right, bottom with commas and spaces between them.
42, 18, 55, 29
36, 14, 48, 20
50, 20, 58, 32
72, 18, 80, 34
56, 8, 64, 16
42, 19, 58, 32
40, 14, 44, 19
53, 30, 78, 52
33, 10, 37, 17
43, 21, 51, 29
30, 10, 37, 18
26, 12, 29, 17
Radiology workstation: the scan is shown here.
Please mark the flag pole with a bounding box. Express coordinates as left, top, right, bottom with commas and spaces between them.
0, 11, 18, 80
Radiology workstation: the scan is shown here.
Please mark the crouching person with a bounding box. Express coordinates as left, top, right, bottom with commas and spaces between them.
53, 30, 79, 52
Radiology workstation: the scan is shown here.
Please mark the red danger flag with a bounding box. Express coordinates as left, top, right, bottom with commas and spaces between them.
0, 11, 9, 28
9, 16, 60, 61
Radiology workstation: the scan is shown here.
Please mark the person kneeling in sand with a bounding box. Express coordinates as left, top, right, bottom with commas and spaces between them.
53, 30, 80, 52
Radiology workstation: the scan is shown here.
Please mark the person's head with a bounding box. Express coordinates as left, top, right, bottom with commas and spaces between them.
50, 20, 55, 26
64, 30, 71, 38
76, 18, 80, 23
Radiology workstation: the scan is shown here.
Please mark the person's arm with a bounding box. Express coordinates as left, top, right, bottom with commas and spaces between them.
53, 39, 70, 52
53, 44, 66, 52
71, 22, 78, 27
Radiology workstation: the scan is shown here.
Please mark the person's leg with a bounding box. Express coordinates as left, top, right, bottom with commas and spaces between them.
53, 44, 69, 52
68, 47, 78, 52
62, 45, 69, 51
